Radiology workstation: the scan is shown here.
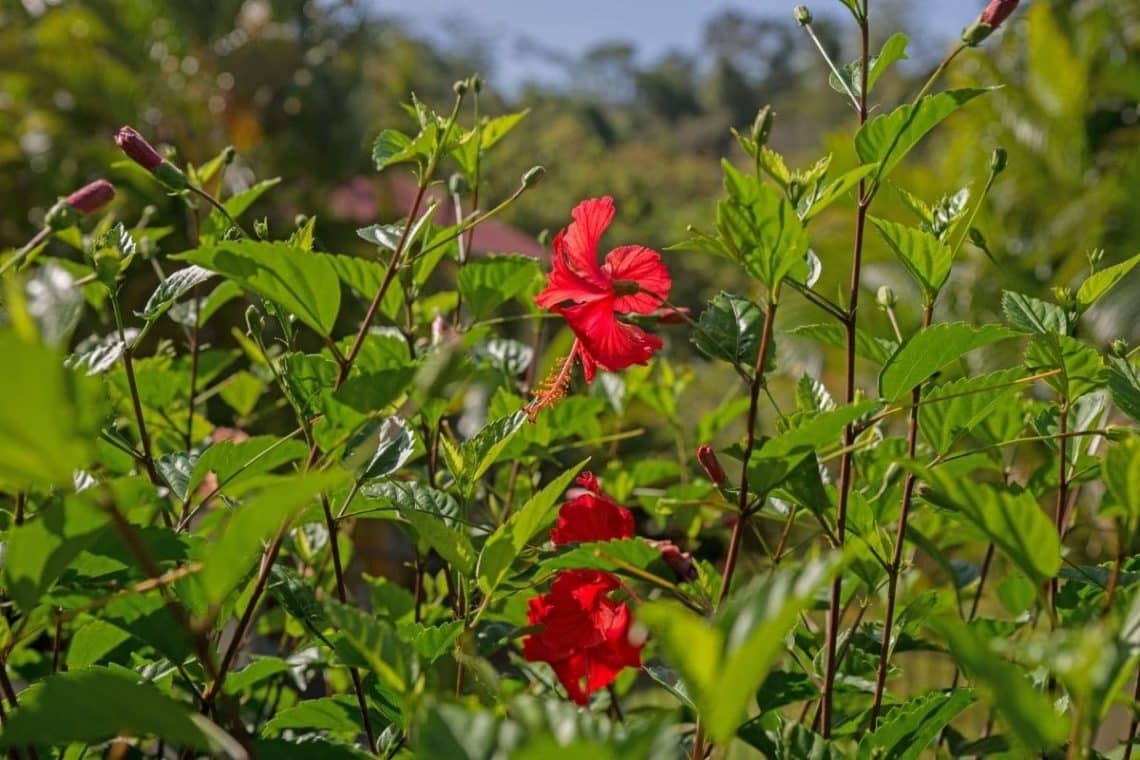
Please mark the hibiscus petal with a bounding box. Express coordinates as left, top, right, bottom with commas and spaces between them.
550, 493, 636, 546
562, 299, 663, 373
603, 245, 672, 315
535, 230, 610, 310
562, 197, 615, 279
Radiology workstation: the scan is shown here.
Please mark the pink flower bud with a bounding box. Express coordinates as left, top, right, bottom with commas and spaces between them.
114, 126, 163, 171
981, 0, 1019, 28
65, 179, 115, 214
697, 444, 726, 486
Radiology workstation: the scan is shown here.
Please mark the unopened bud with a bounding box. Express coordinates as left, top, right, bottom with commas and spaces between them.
245, 304, 265, 337
115, 125, 188, 189
1052, 286, 1076, 311
222, 145, 237, 165
697, 444, 727, 486
990, 147, 1008, 174
962, 0, 1020, 46
66, 179, 115, 215
1111, 339, 1129, 358
793, 5, 813, 25
876, 285, 897, 309
646, 539, 697, 582
254, 218, 269, 239
453, 79, 468, 96
521, 165, 545, 188
751, 105, 774, 148
471, 75, 483, 93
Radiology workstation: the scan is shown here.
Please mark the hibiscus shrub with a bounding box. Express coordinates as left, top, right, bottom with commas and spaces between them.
3, 1, 1140, 758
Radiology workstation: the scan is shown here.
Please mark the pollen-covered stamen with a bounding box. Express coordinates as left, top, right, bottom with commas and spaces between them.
611, 279, 640, 296
526, 343, 581, 421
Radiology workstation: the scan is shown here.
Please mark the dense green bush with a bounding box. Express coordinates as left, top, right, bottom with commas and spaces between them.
1, 1, 1140, 758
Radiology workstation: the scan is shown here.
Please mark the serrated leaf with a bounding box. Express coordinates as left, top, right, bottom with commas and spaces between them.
324, 599, 407, 694
188, 435, 309, 497
372, 128, 415, 171
879, 323, 1018, 400
400, 620, 464, 663
718, 160, 810, 290
367, 480, 475, 575
458, 411, 527, 485
919, 368, 1026, 453
1104, 436, 1140, 517
802, 164, 878, 221
914, 465, 1061, 585
270, 565, 331, 645
478, 462, 586, 596
138, 265, 215, 320
1077, 252, 1140, 310
457, 255, 541, 319
1024, 333, 1105, 400
175, 240, 341, 335
870, 217, 952, 296
202, 178, 281, 239
1001, 290, 1068, 335
858, 689, 973, 760
856, 89, 990, 177
1108, 356, 1140, 423
693, 292, 765, 366
542, 538, 664, 574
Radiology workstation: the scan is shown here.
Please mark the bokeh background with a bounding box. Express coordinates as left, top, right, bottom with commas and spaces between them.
3, 0, 1139, 352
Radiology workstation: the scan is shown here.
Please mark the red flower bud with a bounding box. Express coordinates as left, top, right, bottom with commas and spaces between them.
114, 126, 163, 171
697, 444, 726, 486
646, 539, 697, 582
981, 0, 1019, 28
65, 179, 115, 215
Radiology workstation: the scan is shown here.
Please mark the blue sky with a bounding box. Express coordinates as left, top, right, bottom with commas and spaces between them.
371, 1, 972, 91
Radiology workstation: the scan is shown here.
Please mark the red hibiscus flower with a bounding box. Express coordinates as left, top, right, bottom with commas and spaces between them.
529, 197, 671, 417
550, 472, 635, 546
522, 570, 643, 705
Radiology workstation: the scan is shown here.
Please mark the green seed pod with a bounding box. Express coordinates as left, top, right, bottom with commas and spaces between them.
794, 5, 813, 25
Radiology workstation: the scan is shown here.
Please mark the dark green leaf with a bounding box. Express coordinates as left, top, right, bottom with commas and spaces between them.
5, 494, 108, 610
693, 292, 766, 366
138, 265, 215, 320
858, 689, 974, 760
343, 416, 415, 481
457, 255, 541, 319
1001, 290, 1068, 335
718, 160, 810, 290
789, 323, 897, 364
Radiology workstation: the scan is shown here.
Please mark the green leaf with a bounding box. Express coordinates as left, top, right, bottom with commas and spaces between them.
5, 494, 108, 610
755, 670, 819, 713
480, 109, 530, 149
638, 555, 843, 743
746, 401, 881, 496
1105, 436, 1140, 517
458, 411, 527, 485
868, 33, 909, 92
138, 265, 215, 320
478, 461, 587, 596
931, 619, 1068, 752
1077, 252, 1140, 310
693, 292, 766, 367
0, 667, 214, 750
197, 472, 344, 605
1025, 333, 1106, 400
366, 480, 475, 575
0, 332, 94, 487
202, 178, 281, 239
919, 368, 1026, 453
879, 323, 1018, 401
858, 689, 974, 760
542, 538, 665, 575
1108, 356, 1140, 423
400, 620, 464, 663
869, 217, 952, 297
372, 128, 415, 171
457, 255, 541, 319
915, 465, 1061, 585
1001, 290, 1068, 335
264, 695, 377, 735
270, 565, 331, 645
343, 416, 415, 481
789, 323, 897, 365
175, 240, 341, 335
802, 164, 878, 221
856, 89, 990, 177
718, 160, 810, 290
189, 435, 309, 496
225, 657, 293, 694
324, 599, 407, 694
